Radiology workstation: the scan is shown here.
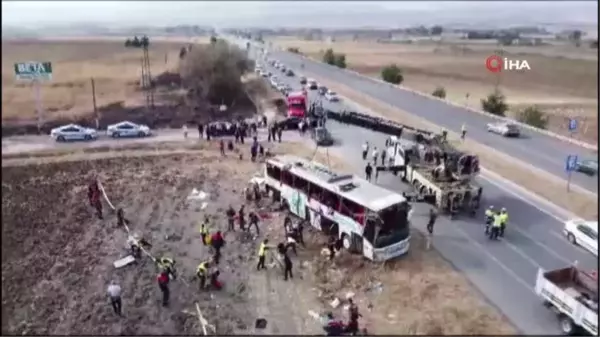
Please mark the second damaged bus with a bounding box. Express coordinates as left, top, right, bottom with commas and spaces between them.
263, 154, 411, 261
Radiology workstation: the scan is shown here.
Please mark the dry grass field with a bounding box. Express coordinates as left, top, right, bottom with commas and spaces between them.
268, 37, 598, 144
2, 39, 186, 122
1, 140, 514, 335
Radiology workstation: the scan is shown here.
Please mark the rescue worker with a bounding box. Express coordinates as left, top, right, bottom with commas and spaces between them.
277, 127, 283, 143
196, 260, 210, 290
157, 270, 170, 307
117, 208, 130, 228
499, 208, 508, 237
484, 205, 496, 235
249, 211, 260, 235
283, 213, 293, 235
158, 257, 177, 280
285, 232, 298, 255
327, 235, 337, 261
293, 220, 305, 246
210, 231, 225, 265
88, 180, 103, 219
381, 147, 387, 166
257, 239, 270, 270
107, 280, 123, 316
251, 142, 258, 162
345, 298, 362, 335
127, 234, 150, 259
371, 147, 379, 165
362, 141, 369, 160
283, 250, 293, 281
219, 139, 226, 156
210, 269, 223, 290
461, 123, 467, 140
239, 205, 246, 231
441, 128, 448, 142
323, 312, 345, 336
426, 208, 437, 235
365, 162, 373, 181
253, 183, 261, 203
490, 212, 502, 240
226, 206, 236, 231
197, 123, 204, 139
199, 220, 209, 245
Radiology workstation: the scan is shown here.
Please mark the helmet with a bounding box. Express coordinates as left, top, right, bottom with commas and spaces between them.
488, 205, 494, 209
501, 207, 506, 212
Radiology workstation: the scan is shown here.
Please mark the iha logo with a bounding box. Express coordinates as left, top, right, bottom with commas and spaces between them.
485, 55, 531, 73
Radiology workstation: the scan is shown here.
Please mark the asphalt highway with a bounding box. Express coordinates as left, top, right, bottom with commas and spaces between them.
264, 46, 598, 195
253, 53, 598, 335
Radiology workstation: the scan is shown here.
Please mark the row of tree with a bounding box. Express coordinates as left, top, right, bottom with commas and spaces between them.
124, 35, 150, 48
322, 48, 346, 69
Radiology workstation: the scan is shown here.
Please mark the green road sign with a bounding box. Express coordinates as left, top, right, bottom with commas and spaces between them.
14, 61, 52, 81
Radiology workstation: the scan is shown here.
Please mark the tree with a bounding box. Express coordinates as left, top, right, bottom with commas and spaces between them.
334, 53, 346, 69
179, 40, 253, 107
432, 86, 446, 99
381, 64, 404, 85
125, 39, 132, 47
480, 90, 509, 116
430, 25, 443, 36
570, 30, 582, 47
179, 46, 187, 59
132, 36, 141, 48
517, 106, 548, 129
141, 35, 150, 48
210, 35, 217, 45
322, 48, 336, 65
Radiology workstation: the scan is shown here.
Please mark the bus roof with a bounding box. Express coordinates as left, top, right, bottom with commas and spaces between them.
287, 91, 306, 99
267, 154, 406, 211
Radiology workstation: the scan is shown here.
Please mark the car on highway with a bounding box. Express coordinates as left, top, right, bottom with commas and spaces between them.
486, 122, 520, 137
107, 121, 152, 138
307, 79, 318, 90
259, 70, 268, 78
311, 127, 334, 146
270, 76, 279, 88
286, 69, 294, 77
278, 117, 302, 130
50, 124, 98, 142
575, 158, 598, 176
299, 76, 307, 85
317, 86, 328, 95
325, 91, 340, 102
564, 219, 598, 256
280, 65, 287, 72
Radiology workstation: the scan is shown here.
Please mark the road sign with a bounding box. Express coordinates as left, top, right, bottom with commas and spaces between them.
568, 119, 578, 131
14, 61, 52, 81
566, 155, 578, 172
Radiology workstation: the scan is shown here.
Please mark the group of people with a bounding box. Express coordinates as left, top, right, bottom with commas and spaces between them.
323, 298, 363, 336
484, 205, 509, 240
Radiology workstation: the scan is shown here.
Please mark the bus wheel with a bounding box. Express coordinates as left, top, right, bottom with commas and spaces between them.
342, 234, 360, 254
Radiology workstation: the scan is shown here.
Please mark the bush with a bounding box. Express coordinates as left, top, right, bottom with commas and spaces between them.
287, 47, 301, 54
381, 64, 404, 85
481, 90, 509, 116
432, 86, 446, 99
334, 53, 346, 69
210, 36, 217, 45
517, 106, 549, 129
322, 48, 336, 65
179, 41, 253, 106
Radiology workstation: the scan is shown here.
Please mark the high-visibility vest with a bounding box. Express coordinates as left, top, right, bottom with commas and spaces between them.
197, 262, 207, 275
199, 224, 208, 234
258, 243, 267, 257
485, 210, 494, 218
493, 215, 502, 228
500, 213, 508, 225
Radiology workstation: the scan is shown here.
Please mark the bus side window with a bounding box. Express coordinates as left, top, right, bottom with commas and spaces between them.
309, 183, 325, 203
281, 170, 293, 186
293, 176, 309, 194
322, 189, 338, 214
363, 217, 377, 243
266, 164, 281, 180
341, 198, 365, 224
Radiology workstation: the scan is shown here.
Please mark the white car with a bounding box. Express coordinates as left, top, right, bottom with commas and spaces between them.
259, 70, 268, 77
107, 121, 151, 138
564, 219, 598, 256
486, 122, 520, 137
270, 76, 280, 88
50, 124, 97, 142
325, 91, 340, 102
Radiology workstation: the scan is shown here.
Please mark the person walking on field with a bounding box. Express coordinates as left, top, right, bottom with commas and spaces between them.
107, 280, 122, 316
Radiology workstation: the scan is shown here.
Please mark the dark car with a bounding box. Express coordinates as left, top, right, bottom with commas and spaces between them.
317, 86, 328, 95
279, 117, 302, 130
312, 127, 334, 146
286, 69, 295, 77
299, 76, 307, 85
576, 159, 598, 176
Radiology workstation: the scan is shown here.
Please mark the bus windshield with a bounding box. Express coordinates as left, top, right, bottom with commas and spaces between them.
364, 202, 410, 248
289, 102, 306, 111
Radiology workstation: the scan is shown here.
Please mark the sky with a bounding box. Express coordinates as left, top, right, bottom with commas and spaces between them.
2, 1, 598, 29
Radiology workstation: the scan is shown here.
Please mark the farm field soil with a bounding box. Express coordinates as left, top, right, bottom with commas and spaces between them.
268, 37, 598, 144
1, 141, 514, 335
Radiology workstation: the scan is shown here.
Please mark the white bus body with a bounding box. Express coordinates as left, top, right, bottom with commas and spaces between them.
264, 155, 411, 261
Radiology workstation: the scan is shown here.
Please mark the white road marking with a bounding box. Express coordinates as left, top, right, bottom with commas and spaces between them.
507, 223, 572, 265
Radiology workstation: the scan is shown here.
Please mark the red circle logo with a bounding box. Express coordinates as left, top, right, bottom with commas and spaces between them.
486, 55, 503, 73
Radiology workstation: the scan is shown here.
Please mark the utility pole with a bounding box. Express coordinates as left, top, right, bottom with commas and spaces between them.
91, 78, 99, 129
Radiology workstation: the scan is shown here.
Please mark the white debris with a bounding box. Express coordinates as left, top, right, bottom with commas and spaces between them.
330, 298, 340, 308
187, 188, 208, 200
201, 202, 208, 210
308, 310, 320, 319
113, 255, 135, 268
345, 292, 355, 300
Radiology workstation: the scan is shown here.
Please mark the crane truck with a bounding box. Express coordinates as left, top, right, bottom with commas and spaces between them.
327, 110, 482, 218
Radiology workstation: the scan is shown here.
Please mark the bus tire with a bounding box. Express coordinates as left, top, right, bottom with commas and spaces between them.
342, 233, 361, 254
304, 206, 311, 222
558, 314, 576, 335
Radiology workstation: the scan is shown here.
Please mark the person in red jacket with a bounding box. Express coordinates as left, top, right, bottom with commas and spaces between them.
157, 271, 170, 307
87, 180, 103, 219
210, 231, 225, 265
